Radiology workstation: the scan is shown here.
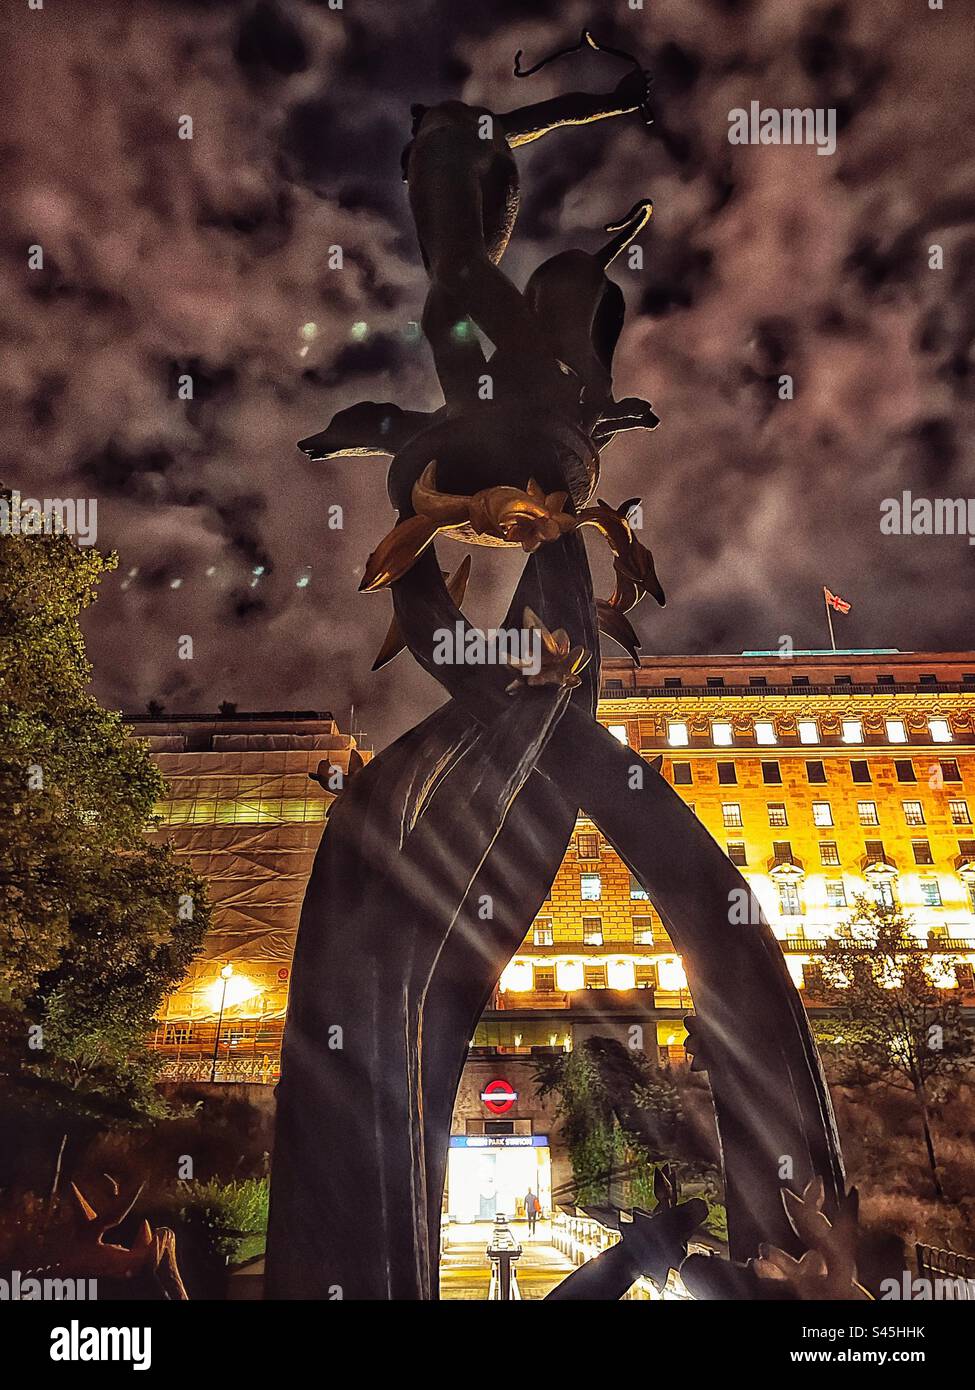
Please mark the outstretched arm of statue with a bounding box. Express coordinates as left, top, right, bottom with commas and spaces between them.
498, 69, 652, 147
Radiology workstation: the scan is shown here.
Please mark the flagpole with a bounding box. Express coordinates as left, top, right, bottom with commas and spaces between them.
823, 589, 836, 651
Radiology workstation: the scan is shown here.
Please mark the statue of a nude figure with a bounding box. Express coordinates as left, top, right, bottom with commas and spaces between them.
299, 199, 660, 465
402, 57, 652, 406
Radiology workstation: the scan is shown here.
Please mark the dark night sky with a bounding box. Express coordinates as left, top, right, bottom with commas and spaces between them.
2, 0, 973, 747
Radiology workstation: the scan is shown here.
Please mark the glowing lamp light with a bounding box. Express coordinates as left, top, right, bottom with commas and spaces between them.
556, 960, 585, 992
206, 968, 261, 1012
657, 957, 687, 992
607, 959, 636, 990
499, 959, 533, 993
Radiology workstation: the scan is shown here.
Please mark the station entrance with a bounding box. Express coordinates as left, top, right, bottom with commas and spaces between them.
446, 1135, 552, 1222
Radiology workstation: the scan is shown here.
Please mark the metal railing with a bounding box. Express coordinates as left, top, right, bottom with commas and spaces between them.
783, 934, 975, 953
916, 1243, 975, 1299
550, 1208, 698, 1299
157, 1054, 280, 1084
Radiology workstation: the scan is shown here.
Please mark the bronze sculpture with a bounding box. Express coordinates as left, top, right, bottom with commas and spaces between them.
266, 29, 854, 1301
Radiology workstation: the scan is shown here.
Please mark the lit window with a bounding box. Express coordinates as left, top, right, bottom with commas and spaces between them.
768, 803, 788, 827
802, 963, 825, 993
929, 719, 952, 743
154, 794, 328, 825
812, 802, 833, 827
902, 801, 925, 827
580, 872, 601, 901
826, 880, 847, 908
608, 724, 628, 745
920, 880, 942, 907
667, 721, 688, 746
874, 881, 896, 908
842, 720, 863, 744
577, 832, 600, 860
533, 921, 554, 946
712, 721, 733, 746
949, 800, 972, 825
858, 801, 879, 826
778, 883, 802, 916
755, 720, 777, 745
582, 917, 604, 946
798, 720, 819, 744
632, 916, 654, 945
722, 802, 743, 828
629, 874, 649, 900
820, 842, 840, 866
886, 719, 907, 743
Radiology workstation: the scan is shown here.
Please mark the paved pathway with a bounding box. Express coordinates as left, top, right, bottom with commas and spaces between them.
439, 1220, 577, 1300
228, 1220, 577, 1300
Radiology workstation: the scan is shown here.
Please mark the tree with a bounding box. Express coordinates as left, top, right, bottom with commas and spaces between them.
811, 895, 973, 1200
0, 510, 209, 1113
533, 1035, 709, 1208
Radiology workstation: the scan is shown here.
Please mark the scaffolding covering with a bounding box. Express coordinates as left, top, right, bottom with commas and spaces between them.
149, 741, 363, 1020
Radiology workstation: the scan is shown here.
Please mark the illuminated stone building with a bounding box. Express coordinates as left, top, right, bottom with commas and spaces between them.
483, 649, 975, 1062
139, 653, 975, 1207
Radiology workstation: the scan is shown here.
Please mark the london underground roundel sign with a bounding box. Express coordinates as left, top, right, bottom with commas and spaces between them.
481, 1078, 517, 1114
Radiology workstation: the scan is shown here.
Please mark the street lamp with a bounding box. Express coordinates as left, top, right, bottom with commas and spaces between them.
210, 964, 233, 1083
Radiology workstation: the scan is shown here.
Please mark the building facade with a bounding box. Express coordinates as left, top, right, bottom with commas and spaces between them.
484, 649, 975, 1058
137, 710, 364, 1082
140, 652, 975, 1211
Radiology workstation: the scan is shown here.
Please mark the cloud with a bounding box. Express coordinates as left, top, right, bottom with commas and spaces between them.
1, 0, 972, 746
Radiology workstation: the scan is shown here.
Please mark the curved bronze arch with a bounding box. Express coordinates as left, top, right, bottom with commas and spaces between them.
266, 530, 845, 1299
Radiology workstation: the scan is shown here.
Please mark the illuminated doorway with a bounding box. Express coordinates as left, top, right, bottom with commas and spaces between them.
446, 1136, 552, 1221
